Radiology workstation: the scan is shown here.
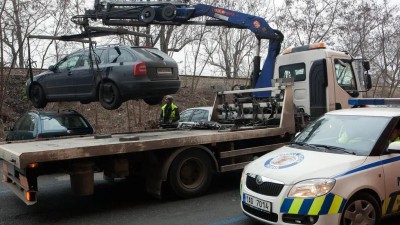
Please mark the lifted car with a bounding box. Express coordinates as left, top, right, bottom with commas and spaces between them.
27, 45, 180, 110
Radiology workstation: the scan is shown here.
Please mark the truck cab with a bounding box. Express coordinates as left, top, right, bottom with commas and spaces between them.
274, 43, 370, 121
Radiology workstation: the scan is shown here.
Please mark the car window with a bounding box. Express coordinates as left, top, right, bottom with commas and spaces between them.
131, 47, 171, 61
109, 48, 135, 63
42, 114, 90, 131
14, 114, 35, 131
81, 49, 106, 67
179, 109, 194, 122
191, 110, 209, 122
57, 53, 82, 71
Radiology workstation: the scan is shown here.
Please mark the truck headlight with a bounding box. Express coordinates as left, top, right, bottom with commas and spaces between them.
288, 179, 335, 198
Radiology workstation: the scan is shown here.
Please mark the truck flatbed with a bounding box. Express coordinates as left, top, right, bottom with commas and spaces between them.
0, 126, 289, 169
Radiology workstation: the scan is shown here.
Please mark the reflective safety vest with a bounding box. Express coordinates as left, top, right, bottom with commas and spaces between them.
161, 103, 178, 122
390, 137, 400, 143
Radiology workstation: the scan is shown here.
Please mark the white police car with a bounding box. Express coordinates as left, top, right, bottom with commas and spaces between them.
241, 99, 400, 225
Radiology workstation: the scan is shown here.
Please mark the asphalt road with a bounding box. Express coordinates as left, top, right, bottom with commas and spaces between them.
0, 169, 399, 225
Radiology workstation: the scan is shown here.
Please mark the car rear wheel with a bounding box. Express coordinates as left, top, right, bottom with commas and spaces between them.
99, 82, 122, 110
341, 193, 380, 225
29, 84, 47, 108
144, 96, 163, 105
168, 149, 214, 198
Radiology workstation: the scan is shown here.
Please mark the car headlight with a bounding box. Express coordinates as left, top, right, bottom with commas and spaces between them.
288, 179, 335, 198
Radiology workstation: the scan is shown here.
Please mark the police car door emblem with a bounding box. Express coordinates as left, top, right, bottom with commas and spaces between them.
256, 175, 263, 185
264, 153, 304, 169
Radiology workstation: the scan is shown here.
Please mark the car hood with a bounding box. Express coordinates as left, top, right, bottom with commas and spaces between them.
28, 70, 51, 83
244, 146, 367, 185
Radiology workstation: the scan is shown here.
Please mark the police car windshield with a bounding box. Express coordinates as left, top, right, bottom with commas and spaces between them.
292, 114, 390, 156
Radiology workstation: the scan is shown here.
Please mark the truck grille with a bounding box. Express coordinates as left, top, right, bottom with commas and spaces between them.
246, 175, 284, 196
242, 202, 278, 222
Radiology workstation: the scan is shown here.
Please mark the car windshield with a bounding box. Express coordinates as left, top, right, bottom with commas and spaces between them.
291, 114, 390, 156
41, 114, 90, 131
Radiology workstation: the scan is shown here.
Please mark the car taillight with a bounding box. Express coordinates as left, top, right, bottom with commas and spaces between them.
134, 62, 147, 76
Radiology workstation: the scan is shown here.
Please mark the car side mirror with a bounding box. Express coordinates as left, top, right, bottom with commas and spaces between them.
365, 74, 372, 90
48, 65, 56, 71
362, 61, 370, 71
347, 90, 360, 98
387, 142, 400, 154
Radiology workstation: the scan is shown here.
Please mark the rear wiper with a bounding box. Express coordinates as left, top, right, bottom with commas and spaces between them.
311, 144, 356, 155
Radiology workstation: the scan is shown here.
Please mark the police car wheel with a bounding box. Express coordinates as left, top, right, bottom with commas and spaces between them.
168, 149, 214, 198
341, 193, 381, 225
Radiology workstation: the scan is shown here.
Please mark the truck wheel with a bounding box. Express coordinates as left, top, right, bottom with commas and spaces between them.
341, 193, 380, 225
30, 84, 47, 108
99, 82, 122, 110
168, 149, 214, 198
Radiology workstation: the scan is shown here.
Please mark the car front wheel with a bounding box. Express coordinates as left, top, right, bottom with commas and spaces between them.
341, 193, 380, 225
98, 82, 122, 110
29, 84, 47, 108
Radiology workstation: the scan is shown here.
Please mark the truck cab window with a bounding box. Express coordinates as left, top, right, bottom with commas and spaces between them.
335, 59, 357, 91
279, 63, 306, 81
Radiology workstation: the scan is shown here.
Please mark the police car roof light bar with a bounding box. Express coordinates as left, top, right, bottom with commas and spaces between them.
349, 98, 400, 106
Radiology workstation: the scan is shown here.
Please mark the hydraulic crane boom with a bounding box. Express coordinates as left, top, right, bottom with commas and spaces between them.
73, 1, 284, 95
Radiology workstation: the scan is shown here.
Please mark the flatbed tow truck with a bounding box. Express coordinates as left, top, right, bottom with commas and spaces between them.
1, 1, 372, 205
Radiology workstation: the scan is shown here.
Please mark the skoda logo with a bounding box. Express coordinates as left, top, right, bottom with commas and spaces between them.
256, 175, 263, 185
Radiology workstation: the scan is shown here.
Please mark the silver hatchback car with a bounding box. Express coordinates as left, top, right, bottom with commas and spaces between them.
27, 45, 180, 110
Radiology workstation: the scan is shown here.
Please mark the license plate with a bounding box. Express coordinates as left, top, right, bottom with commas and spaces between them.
157, 68, 172, 74
242, 193, 272, 212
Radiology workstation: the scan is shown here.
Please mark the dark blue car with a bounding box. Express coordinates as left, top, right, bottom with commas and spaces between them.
5, 110, 94, 141
27, 45, 180, 110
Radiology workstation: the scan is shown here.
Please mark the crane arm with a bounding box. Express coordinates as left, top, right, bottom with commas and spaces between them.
72, 1, 284, 93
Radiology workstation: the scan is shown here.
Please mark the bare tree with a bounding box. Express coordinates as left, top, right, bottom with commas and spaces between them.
279, 0, 342, 47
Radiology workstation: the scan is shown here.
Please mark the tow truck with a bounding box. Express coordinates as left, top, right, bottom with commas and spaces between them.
1, 1, 371, 205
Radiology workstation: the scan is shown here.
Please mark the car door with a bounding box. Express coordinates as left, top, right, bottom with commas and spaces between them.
45, 53, 82, 99
380, 118, 400, 216
6, 113, 37, 141
73, 49, 106, 98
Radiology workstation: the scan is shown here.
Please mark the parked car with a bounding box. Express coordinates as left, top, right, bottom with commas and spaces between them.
27, 45, 180, 110
178, 107, 213, 128
5, 110, 94, 141
177, 106, 237, 128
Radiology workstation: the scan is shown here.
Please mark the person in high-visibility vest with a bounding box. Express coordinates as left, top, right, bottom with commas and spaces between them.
389, 124, 400, 143
159, 95, 180, 128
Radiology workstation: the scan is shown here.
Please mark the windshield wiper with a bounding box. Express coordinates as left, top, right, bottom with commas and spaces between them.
311, 144, 356, 155
289, 142, 319, 149
290, 142, 356, 155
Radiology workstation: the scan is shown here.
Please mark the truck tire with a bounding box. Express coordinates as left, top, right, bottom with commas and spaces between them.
168, 149, 214, 198
341, 192, 380, 225
30, 84, 47, 108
